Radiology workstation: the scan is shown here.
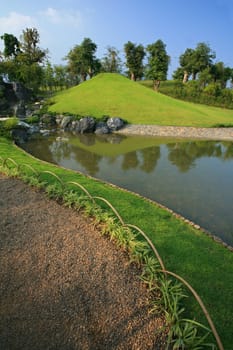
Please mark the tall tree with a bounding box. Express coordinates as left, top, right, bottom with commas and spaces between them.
101, 46, 122, 73
176, 42, 215, 82
178, 48, 196, 83
0, 28, 47, 91
0, 33, 20, 58
124, 41, 145, 81
210, 62, 232, 88
146, 39, 170, 90
192, 42, 215, 80
20, 28, 47, 64
66, 38, 100, 82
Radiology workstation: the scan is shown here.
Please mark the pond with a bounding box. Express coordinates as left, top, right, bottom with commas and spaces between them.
21, 132, 233, 247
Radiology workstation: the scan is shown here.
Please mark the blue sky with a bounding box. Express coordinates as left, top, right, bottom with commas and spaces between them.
0, 0, 233, 77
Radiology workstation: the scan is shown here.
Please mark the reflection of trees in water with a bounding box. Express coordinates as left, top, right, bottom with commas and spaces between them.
78, 134, 96, 146
139, 146, 161, 173
49, 139, 102, 176
121, 146, 161, 172
222, 142, 233, 159
73, 146, 102, 176
23, 137, 56, 164
167, 141, 233, 172
122, 151, 139, 170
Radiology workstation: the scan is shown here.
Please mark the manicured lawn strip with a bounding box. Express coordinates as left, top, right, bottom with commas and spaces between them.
49, 73, 233, 127
1, 138, 233, 349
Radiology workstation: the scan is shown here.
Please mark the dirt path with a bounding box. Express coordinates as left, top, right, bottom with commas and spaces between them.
117, 124, 233, 140
0, 174, 166, 350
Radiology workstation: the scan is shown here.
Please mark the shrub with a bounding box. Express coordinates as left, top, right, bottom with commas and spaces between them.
3, 117, 19, 130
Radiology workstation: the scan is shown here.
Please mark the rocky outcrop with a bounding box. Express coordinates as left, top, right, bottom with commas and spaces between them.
0, 79, 33, 117
9, 114, 126, 144
58, 115, 125, 135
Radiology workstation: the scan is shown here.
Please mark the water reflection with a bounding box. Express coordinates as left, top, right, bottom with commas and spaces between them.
22, 134, 233, 246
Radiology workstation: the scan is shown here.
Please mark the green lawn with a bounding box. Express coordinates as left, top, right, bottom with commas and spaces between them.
49, 73, 233, 127
1, 137, 233, 349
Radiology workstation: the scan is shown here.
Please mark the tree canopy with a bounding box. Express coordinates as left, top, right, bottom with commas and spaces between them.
124, 41, 145, 81
65, 38, 101, 82
146, 39, 170, 89
0, 28, 47, 91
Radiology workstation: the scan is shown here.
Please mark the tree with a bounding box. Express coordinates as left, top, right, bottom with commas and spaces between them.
66, 38, 100, 82
42, 61, 55, 91
176, 42, 215, 82
210, 62, 232, 88
178, 48, 196, 82
0, 33, 20, 58
0, 28, 48, 91
192, 42, 215, 79
101, 46, 122, 73
124, 41, 145, 81
146, 39, 170, 90
20, 28, 48, 65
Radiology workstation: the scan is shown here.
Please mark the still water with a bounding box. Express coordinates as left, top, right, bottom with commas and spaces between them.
22, 133, 233, 246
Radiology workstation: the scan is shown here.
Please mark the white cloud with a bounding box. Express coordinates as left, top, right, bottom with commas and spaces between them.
0, 11, 36, 36
40, 7, 83, 28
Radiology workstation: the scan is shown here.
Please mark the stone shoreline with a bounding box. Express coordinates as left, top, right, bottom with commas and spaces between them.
117, 124, 233, 141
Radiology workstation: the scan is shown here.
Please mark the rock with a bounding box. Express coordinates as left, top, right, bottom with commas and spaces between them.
106, 117, 124, 131
95, 122, 110, 134
40, 114, 57, 127
11, 127, 29, 144
15, 101, 26, 119
40, 129, 50, 137
79, 117, 96, 133
18, 121, 31, 129
60, 116, 73, 130
28, 125, 40, 134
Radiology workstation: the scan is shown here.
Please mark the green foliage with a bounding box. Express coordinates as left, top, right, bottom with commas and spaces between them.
175, 42, 216, 82
65, 37, 101, 82
25, 115, 40, 124
101, 46, 122, 73
0, 28, 48, 91
146, 39, 170, 89
0, 33, 20, 57
3, 117, 19, 130
158, 80, 233, 109
124, 41, 145, 80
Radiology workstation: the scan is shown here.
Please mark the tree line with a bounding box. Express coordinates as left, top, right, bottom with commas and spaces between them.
1, 27, 233, 104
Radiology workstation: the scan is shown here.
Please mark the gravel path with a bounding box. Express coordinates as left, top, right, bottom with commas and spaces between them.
0, 174, 167, 350
117, 124, 233, 140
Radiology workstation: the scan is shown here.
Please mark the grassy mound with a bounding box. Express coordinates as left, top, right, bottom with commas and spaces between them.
49, 73, 233, 127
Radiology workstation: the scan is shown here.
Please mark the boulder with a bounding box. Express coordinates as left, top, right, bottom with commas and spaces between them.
11, 127, 29, 144
106, 117, 124, 131
79, 117, 96, 133
95, 121, 110, 134
60, 116, 73, 130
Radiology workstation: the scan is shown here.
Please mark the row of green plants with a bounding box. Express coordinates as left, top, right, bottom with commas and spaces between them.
0, 155, 223, 350
141, 80, 233, 111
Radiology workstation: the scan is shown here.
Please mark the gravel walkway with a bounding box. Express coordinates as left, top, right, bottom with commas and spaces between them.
0, 174, 167, 350
117, 125, 233, 140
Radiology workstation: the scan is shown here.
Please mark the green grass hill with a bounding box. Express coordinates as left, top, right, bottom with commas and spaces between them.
49, 73, 233, 127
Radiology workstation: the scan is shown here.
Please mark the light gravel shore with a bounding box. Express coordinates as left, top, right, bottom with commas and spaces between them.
117, 124, 233, 141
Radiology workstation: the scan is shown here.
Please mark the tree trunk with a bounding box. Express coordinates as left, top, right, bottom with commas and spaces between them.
182, 71, 189, 83
153, 80, 160, 91
130, 72, 136, 81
